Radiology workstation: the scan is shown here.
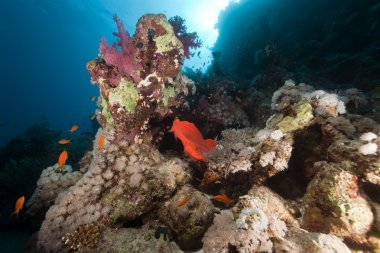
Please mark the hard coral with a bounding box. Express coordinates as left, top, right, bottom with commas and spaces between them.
203, 186, 298, 253
62, 223, 101, 251
302, 162, 374, 239
158, 184, 214, 250
27, 164, 83, 217
169, 15, 202, 58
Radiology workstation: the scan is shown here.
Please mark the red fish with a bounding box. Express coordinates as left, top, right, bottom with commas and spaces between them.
177, 196, 192, 207
11, 196, 25, 217
91, 96, 96, 102
212, 194, 234, 206
170, 118, 217, 161
68, 125, 79, 133
58, 139, 71, 145
58, 150, 68, 169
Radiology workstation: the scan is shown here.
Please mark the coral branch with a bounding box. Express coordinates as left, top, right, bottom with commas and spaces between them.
169, 16, 202, 59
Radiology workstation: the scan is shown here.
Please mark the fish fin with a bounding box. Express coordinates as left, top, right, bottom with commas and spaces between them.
204, 139, 217, 149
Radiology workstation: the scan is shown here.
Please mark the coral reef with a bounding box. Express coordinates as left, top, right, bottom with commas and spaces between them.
158, 184, 214, 250
203, 186, 297, 252
26, 164, 83, 217
168, 16, 202, 59
87, 14, 195, 141
302, 162, 373, 240
35, 14, 197, 253
37, 135, 191, 252
198, 93, 250, 130
91, 225, 183, 253
30, 11, 380, 253
273, 230, 351, 253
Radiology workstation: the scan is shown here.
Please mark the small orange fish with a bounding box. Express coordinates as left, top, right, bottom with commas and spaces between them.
58, 150, 68, 168
171, 118, 217, 161
98, 135, 105, 150
68, 125, 79, 133
58, 139, 71, 145
11, 196, 25, 217
212, 194, 234, 206
90, 114, 96, 120
91, 96, 96, 102
177, 196, 192, 207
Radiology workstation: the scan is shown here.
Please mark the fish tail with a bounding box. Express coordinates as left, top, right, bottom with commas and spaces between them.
9, 210, 18, 218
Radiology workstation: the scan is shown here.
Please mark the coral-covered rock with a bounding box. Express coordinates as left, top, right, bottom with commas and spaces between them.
203, 186, 297, 253
89, 225, 183, 253
87, 14, 195, 143
158, 184, 214, 250
26, 164, 82, 217
328, 134, 380, 186
198, 93, 250, 130
204, 125, 294, 189
302, 161, 374, 240
373, 202, 380, 233
273, 230, 351, 253
37, 130, 191, 252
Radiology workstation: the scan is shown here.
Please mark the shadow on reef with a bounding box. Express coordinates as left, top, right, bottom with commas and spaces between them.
266, 124, 325, 199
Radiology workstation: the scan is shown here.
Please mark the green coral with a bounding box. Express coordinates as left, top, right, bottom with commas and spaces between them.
153, 18, 182, 53
108, 79, 140, 113
276, 100, 313, 133
162, 86, 176, 107
100, 98, 115, 129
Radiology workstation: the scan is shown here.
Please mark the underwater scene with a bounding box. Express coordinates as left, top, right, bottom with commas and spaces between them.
1, 0, 380, 252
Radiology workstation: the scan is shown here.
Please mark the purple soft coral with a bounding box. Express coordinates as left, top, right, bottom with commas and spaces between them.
99, 15, 141, 83
169, 16, 202, 59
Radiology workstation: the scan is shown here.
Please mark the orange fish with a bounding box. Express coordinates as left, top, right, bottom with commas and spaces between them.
177, 196, 192, 207
58, 139, 71, 145
68, 125, 79, 133
11, 196, 25, 217
98, 135, 105, 150
58, 150, 68, 168
170, 118, 217, 161
212, 194, 234, 206
91, 96, 96, 102
90, 114, 96, 120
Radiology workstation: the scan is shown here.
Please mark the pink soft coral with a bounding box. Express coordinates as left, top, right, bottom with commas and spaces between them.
169, 16, 202, 59
99, 15, 141, 83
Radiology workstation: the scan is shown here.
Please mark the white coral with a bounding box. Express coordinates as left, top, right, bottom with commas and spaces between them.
259, 151, 276, 167
360, 132, 378, 142
358, 143, 378, 155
